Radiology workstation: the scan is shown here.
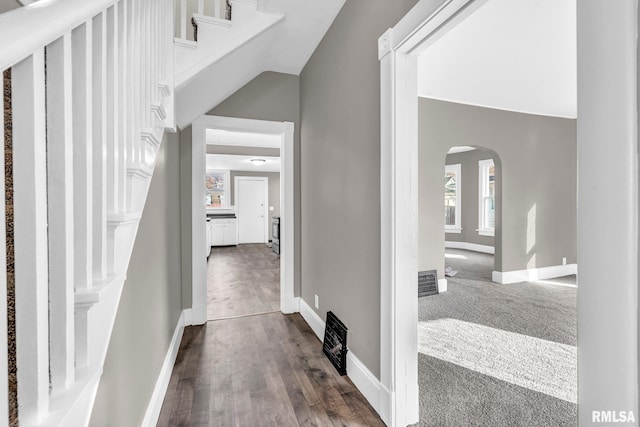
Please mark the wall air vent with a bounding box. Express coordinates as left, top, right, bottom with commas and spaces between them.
418, 270, 439, 297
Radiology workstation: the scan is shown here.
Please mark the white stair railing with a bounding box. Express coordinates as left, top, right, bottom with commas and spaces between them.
0, 0, 174, 425
174, 0, 231, 42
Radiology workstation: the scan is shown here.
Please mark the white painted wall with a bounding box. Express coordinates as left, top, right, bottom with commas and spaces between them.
418, 0, 576, 118
577, 1, 638, 424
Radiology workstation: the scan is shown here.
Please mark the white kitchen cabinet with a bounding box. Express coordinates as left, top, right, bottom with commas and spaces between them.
210, 218, 237, 246
206, 220, 213, 257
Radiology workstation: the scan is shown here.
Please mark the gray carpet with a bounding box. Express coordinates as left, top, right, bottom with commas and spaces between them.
417, 249, 577, 426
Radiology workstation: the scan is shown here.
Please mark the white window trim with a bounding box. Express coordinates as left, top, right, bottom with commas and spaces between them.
444, 163, 462, 233
478, 159, 495, 236
206, 169, 230, 210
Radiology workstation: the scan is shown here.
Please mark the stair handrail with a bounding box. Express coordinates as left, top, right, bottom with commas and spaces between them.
0, 0, 118, 70
0, 0, 175, 424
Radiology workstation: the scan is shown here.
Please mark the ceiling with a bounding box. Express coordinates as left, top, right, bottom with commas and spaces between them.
418, 0, 576, 118
206, 154, 281, 173
206, 129, 282, 148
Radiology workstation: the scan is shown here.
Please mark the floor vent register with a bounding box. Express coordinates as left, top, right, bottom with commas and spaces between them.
418, 270, 439, 297
322, 311, 348, 376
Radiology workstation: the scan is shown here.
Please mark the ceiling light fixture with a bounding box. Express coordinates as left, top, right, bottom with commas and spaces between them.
250, 158, 266, 166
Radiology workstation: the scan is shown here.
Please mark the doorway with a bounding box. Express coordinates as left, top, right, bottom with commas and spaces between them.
187, 116, 296, 326
379, 1, 638, 426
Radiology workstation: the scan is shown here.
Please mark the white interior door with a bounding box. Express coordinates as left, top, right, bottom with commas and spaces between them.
236, 177, 268, 243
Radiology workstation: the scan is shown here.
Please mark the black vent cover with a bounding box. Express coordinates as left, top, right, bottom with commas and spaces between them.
323, 311, 348, 376
418, 270, 439, 297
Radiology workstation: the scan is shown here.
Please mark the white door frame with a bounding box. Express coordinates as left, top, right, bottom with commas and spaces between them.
234, 176, 269, 244
189, 116, 296, 324
379, 1, 638, 426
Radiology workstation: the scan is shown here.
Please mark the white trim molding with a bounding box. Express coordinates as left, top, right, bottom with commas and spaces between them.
445, 240, 495, 254
382, 0, 640, 425
444, 163, 461, 231
141, 310, 187, 427
438, 278, 448, 293
445, 228, 462, 234
477, 158, 495, 237
379, 1, 506, 425
190, 115, 296, 324
298, 299, 388, 420
492, 264, 577, 285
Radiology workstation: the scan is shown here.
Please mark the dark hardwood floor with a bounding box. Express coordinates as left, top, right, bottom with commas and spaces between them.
157, 313, 384, 426
160, 244, 383, 426
207, 244, 280, 320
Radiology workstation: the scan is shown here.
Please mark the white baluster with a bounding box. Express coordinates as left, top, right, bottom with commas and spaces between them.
12, 48, 49, 425
180, 0, 187, 40
72, 20, 94, 371
106, 4, 119, 222
198, 0, 204, 15
0, 70, 9, 427
145, 0, 152, 128
215, 0, 221, 19
117, 0, 127, 212
72, 22, 93, 293
125, 0, 135, 168
46, 33, 76, 393
92, 12, 108, 283
132, 0, 142, 165
150, 0, 157, 108
106, 4, 120, 273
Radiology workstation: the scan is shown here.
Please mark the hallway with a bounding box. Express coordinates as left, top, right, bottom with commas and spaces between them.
207, 244, 280, 320
158, 245, 383, 426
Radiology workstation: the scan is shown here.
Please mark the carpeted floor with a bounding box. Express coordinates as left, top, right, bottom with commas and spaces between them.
417, 249, 577, 426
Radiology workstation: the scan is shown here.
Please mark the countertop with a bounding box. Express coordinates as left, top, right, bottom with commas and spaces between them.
207, 213, 236, 219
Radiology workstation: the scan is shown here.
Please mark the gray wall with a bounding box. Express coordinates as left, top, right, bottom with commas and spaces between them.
445, 148, 497, 248
418, 98, 576, 277
229, 170, 280, 241
208, 72, 299, 290
180, 71, 300, 306
180, 125, 193, 310
299, 0, 419, 378
0, 0, 21, 14
90, 133, 183, 426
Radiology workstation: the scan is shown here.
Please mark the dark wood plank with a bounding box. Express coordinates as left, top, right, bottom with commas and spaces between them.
158, 244, 383, 426
207, 244, 280, 320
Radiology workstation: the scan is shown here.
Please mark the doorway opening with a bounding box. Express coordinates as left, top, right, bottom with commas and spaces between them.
205, 145, 281, 320
376, 1, 606, 425
416, 141, 578, 424
188, 115, 295, 326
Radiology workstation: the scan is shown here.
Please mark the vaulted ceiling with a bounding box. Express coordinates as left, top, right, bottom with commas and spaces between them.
418, 0, 576, 118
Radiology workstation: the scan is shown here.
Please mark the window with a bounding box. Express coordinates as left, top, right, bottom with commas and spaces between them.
444, 164, 461, 233
478, 159, 495, 236
205, 169, 230, 209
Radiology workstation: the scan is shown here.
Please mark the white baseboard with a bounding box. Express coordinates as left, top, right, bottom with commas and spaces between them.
141, 310, 187, 427
445, 241, 494, 254
182, 308, 193, 326
438, 278, 448, 293
492, 264, 578, 284
298, 299, 388, 420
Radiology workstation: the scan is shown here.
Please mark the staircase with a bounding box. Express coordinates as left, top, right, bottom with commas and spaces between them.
0, 0, 344, 425
173, 0, 346, 129
0, 0, 174, 425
